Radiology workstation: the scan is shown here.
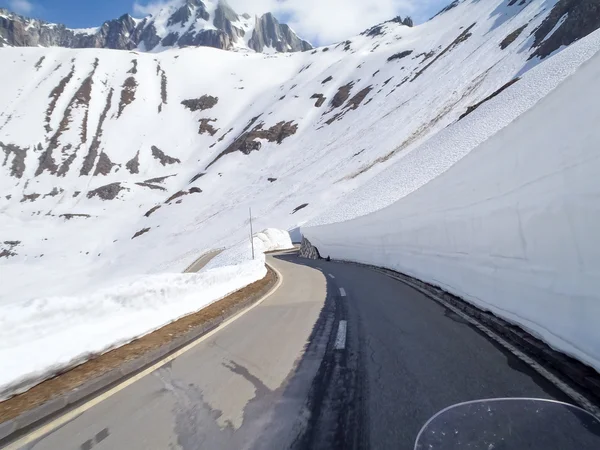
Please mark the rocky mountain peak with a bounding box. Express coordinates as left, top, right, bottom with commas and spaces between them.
249, 12, 312, 53
0, 0, 312, 53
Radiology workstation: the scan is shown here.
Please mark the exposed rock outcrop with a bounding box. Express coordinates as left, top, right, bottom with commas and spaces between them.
182, 96, 218, 112
329, 82, 355, 109
165, 187, 202, 204
117, 77, 137, 117
87, 182, 126, 200
310, 94, 326, 107
500, 25, 527, 50
530, 0, 600, 59
206, 120, 298, 168
93, 152, 117, 176
136, 182, 166, 191
60, 214, 91, 220
0, 142, 27, 178
126, 151, 140, 174
292, 203, 308, 214
388, 50, 413, 62
299, 237, 320, 260
132, 228, 151, 239
151, 146, 180, 166
199, 118, 219, 136
144, 205, 161, 217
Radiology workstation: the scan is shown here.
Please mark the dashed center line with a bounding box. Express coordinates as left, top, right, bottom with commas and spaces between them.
339, 287, 346, 297
334, 321, 347, 350
328, 274, 335, 279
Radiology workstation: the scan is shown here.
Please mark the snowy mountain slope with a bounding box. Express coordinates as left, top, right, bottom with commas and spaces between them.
2, 0, 600, 309
0, 0, 312, 53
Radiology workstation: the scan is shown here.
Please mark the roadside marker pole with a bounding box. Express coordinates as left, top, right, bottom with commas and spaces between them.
249, 207, 255, 260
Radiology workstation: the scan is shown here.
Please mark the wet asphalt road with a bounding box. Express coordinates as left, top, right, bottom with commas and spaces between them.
12, 251, 570, 450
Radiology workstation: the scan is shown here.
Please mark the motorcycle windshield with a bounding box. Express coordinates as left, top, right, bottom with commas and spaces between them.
415, 398, 600, 450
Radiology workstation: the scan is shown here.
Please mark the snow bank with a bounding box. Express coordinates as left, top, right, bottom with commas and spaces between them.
304, 47, 600, 371
253, 228, 294, 253
0, 228, 291, 400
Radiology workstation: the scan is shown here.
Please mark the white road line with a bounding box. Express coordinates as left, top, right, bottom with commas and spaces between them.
328, 274, 335, 279
4, 263, 285, 450
339, 287, 346, 297
334, 321, 347, 350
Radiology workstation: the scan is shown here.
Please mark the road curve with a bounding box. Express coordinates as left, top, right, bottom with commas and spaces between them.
18, 253, 329, 450
284, 253, 570, 450
13, 250, 571, 450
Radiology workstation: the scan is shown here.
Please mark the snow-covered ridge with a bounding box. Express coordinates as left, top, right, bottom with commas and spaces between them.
0, 0, 312, 53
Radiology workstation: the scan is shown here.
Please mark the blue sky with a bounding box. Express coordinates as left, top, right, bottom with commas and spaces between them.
0, 0, 133, 27
0, 0, 451, 44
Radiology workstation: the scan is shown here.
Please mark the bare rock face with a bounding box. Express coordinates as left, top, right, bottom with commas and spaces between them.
0, 10, 142, 50
151, 146, 181, 166
181, 95, 219, 112
299, 237, 320, 260
126, 151, 140, 174
0, 142, 27, 178
87, 182, 126, 200
500, 25, 527, 50
207, 120, 298, 168
144, 205, 161, 217
213, 0, 244, 41
132, 227, 151, 239
330, 83, 355, 109
198, 118, 219, 135
93, 152, 117, 176
248, 13, 312, 53
311, 94, 326, 107
20, 193, 40, 203
165, 187, 202, 204
388, 50, 413, 62
362, 15, 414, 38
292, 203, 308, 214
530, 0, 600, 59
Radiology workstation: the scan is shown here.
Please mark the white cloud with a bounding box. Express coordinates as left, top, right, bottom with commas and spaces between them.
227, 0, 450, 44
131, 0, 451, 44
133, 0, 175, 17
9, 0, 33, 15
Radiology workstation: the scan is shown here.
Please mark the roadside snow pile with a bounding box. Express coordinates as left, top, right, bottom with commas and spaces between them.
0, 228, 291, 400
254, 228, 294, 253
304, 37, 600, 371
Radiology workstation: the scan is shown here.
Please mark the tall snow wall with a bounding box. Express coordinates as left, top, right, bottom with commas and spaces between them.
303, 51, 600, 372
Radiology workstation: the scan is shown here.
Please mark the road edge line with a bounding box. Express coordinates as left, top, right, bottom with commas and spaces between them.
2, 262, 284, 450
374, 268, 600, 420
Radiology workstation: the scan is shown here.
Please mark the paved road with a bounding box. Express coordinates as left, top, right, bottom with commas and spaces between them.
13, 251, 571, 450
184, 250, 223, 273
285, 254, 570, 449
